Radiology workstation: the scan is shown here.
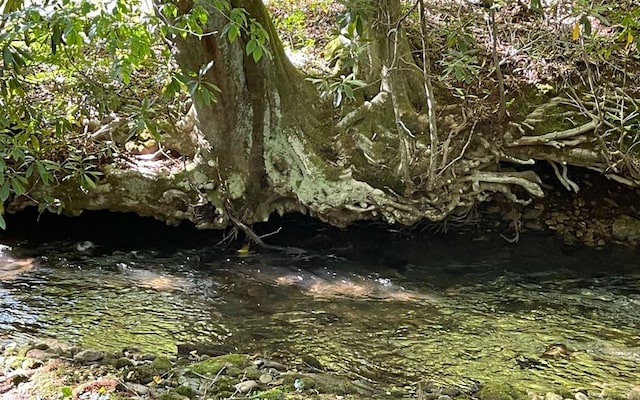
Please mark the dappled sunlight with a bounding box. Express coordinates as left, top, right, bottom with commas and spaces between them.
0, 246, 35, 281
273, 270, 424, 301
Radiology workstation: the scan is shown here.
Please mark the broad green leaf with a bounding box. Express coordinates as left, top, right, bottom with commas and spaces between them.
0, 182, 10, 202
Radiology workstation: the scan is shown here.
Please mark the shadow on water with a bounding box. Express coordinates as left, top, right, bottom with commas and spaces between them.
1, 210, 640, 394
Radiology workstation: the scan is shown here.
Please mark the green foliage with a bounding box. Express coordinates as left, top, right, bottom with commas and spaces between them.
307, 73, 367, 107
338, 0, 376, 38
440, 49, 481, 84
0, 0, 274, 228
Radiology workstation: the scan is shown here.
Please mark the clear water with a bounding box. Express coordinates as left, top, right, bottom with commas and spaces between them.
1, 220, 639, 396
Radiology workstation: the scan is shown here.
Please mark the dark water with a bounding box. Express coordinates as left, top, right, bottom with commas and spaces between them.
1, 214, 639, 396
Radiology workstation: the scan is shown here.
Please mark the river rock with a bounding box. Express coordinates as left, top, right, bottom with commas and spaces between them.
25, 349, 56, 361
574, 392, 588, 400
545, 392, 563, 400
259, 373, 273, 384
254, 358, 287, 370
612, 215, 640, 241
124, 382, 149, 395
627, 387, 640, 400
115, 357, 134, 368
151, 355, 173, 373
74, 349, 104, 364
234, 380, 259, 393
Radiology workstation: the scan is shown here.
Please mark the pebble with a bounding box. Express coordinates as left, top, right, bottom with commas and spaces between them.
234, 380, 258, 393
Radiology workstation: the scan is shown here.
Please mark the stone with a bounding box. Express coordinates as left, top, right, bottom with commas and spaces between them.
151, 355, 173, 374
125, 382, 149, 395
612, 215, 640, 241
259, 373, 273, 384
574, 393, 588, 400
74, 349, 104, 364
301, 355, 323, 370
115, 357, 134, 368
627, 387, 640, 400
234, 380, 259, 393
255, 358, 287, 371
25, 349, 56, 361
545, 393, 563, 400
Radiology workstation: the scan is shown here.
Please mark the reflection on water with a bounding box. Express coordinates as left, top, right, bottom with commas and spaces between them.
1, 231, 639, 396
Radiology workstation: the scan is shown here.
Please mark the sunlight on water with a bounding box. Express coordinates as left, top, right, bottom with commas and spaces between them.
1, 233, 639, 396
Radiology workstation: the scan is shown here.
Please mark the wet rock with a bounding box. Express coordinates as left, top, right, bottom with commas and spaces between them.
612, 215, 640, 241
176, 343, 235, 358
74, 349, 104, 364
234, 380, 259, 393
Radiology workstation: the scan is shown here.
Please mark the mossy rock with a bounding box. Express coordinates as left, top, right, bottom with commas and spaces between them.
157, 390, 190, 400
151, 355, 173, 374
133, 365, 156, 384
175, 385, 197, 398
114, 357, 134, 369
188, 354, 249, 376
243, 365, 262, 380
477, 383, 528, 400
254, 387, 286, 399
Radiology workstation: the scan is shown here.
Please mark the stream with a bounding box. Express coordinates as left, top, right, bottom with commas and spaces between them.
1, 214, 639, 396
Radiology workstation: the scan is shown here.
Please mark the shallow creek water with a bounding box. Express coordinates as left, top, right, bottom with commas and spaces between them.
1, 218, 639, 396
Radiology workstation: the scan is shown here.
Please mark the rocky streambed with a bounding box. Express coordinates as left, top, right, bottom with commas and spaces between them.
3, 338, 639, 400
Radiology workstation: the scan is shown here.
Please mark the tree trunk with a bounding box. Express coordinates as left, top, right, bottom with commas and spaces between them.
156, 0, 546, 229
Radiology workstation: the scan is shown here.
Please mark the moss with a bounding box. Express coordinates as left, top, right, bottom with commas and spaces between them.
175, 384, 197, 398
157, 391, 190, 400
151, 355, 173, 374
476, 382, 528, 400
254, 387, 286, 399
243, 366, 262, 380
188, 354, 249, 376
